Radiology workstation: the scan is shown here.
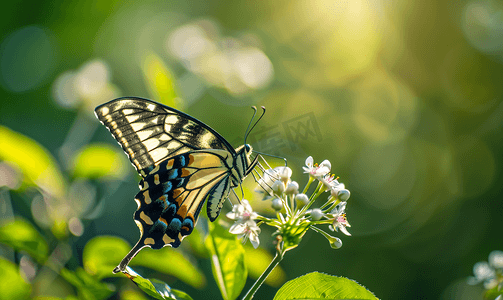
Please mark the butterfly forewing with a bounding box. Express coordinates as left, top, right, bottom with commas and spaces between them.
94, 97, 235, 176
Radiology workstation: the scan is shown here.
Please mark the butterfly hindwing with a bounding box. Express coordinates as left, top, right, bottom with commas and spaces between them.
94, 97, 235, 176
133, 150, 233, 249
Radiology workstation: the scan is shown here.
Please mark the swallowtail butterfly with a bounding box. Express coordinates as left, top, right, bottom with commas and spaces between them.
94, 97, 259, 273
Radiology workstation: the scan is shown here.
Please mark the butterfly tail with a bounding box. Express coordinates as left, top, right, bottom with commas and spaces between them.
113, 239, 148, 274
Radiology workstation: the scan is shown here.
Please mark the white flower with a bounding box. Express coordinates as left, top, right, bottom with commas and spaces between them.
468, 261, 499, 289
303, 156, 331, 178
226, 199, 258, 222
320, 174, 340, 191
229, 220, 261, 248
489, 250, 503, 269
468, 250, 503, 289
330, 182, 350, 201
227, 200, 261, 248
275, 166, 292, 183
327, 202, 351, 236
257, 166, 292, 195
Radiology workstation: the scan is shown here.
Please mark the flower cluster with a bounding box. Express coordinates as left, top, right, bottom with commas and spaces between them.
468, 250, 503, 290
227, 156, 352, 252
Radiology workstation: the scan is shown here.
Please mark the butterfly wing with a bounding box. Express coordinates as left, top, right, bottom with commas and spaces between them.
94, 97, 235, 177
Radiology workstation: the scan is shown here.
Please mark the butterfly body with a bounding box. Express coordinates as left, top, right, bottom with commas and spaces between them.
94, 97, 258, 273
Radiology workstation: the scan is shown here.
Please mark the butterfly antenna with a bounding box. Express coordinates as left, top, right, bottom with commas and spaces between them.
245, 106, 265, 145
244, 106, 258, 145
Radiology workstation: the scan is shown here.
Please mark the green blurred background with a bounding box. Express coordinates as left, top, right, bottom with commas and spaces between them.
1, 0, 503, 299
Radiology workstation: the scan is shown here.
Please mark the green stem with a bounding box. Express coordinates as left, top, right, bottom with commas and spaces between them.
302, 177, 315, 194
298, 182, 324, 215
242, 249, 284, 300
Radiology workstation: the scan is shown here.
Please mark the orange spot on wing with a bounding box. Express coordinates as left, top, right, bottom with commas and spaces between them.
159, 217, 168, 226
176, 204, 188, 219
172, 188, 183, 199
174, 191, 189, 207
180, 168, 197, 177
166, 159, 174, 170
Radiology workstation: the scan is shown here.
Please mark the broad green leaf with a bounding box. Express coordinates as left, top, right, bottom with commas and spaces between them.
142, 52, 182, 109
83, 236, 206, 288
134, 246, 206, 289
205, 221, 247, 300
124, 267, 193, 300
0, 218, 48, 263
0, 257, 31, 300
72, 143, 128, 180
0, 125, 65, 197
83, 236, 133, 279
274, 272, 378, 300
60, 267, 115, 300
244, 245, 286, 287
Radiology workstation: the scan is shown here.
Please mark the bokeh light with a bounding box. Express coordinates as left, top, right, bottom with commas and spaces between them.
0, 26, 57, 93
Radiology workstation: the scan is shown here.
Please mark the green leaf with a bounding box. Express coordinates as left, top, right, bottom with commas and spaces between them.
142, 52, 182, 110
123, 267, 193, 300
205, 221, 247, 300
83, 236, 131, 279
0, 218, 49, 263
72, 143, 129, 180
60, 267, 115, 300
0, 125, 66, 197
244, 245, 286, 287
274, 272, 378, 300
83, 236, 206, 288
0, 257, 31, 300
133, 246, 206, 289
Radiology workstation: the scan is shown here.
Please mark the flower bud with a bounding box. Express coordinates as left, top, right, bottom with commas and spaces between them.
272, 180, 285, 194
285, 181, 299, 194
295, 193, 309, 205
311, 208, 324, 221
337, 189, 350, 201
276, 166, 292, 183
329, 237, 342, 249
271, 198, 283, 211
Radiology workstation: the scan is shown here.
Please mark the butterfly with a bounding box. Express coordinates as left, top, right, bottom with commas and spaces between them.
94, 97, 261, 273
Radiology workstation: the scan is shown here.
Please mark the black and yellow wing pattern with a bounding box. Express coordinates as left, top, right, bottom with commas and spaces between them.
94, 97, 258, 273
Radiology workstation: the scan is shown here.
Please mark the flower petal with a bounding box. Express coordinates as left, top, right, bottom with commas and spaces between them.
305, 156, 314, 167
